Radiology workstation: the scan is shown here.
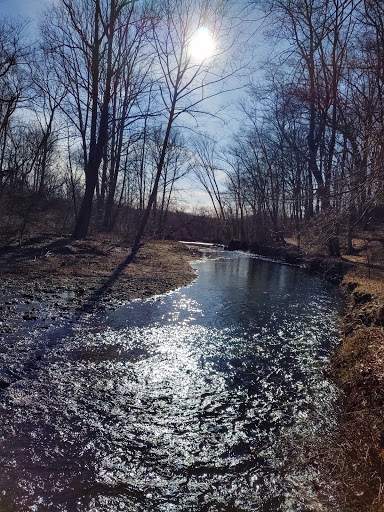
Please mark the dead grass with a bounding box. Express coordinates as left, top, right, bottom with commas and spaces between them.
0, 235, 198, 306
343, 271, 384, 298
326, 263, 384, 512
284, 236, 298, 246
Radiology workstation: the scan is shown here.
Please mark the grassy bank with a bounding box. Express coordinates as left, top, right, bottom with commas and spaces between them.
279, 233, 384, 511
328, 267, 384, 512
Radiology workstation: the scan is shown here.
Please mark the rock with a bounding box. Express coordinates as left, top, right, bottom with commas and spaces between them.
353, 291, 373, 305
23, 311, 37, 321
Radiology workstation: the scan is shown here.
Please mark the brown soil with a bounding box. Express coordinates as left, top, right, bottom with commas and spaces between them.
326, 270, 384, 512
0, 235, 198, 334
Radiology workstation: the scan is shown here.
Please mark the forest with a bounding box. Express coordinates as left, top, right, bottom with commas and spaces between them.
0, 0, 384, 254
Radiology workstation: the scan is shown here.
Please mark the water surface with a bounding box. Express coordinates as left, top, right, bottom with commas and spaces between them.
0, 251, 343, 511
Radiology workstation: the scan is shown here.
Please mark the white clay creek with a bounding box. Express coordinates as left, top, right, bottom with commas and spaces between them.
0, 251, 344, 511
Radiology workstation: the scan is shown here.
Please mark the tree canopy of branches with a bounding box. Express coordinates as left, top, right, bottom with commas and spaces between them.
1, 0, 384, 249
204, 0, 384, 250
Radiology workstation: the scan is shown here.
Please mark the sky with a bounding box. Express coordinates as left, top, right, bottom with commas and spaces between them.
0, 0, 49, 22
0, 0, 268, 212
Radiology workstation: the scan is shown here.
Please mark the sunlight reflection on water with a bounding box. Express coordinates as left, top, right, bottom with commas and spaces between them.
0, 251, 344, 511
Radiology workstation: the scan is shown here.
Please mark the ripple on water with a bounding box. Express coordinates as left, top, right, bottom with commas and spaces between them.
0, 254, 343, 511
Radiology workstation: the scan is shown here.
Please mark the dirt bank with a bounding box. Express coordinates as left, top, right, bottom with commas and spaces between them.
0, 235, 197, 335
327, 267, 384, 512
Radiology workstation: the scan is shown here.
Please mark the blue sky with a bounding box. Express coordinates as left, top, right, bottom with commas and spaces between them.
0, 0, 49, 20
0, 0, 265, 210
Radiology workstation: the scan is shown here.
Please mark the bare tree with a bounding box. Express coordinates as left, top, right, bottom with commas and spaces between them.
131, 0, 234, 255
193, 138, 230, 238
256, 0, 360, 212
0, 18, 30, 194
42, 0, 146, 239
148, 127, 190, 237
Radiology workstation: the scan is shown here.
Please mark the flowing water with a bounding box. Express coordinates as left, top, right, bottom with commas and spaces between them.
0, 250, 343, 511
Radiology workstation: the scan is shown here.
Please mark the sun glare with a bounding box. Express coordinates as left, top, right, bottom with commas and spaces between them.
189, 27, 215, 61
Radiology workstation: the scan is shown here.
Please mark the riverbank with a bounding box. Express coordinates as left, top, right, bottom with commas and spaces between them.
328, 266, 384, 512
254, 237, 384, 511
0, 235, 197, 335
245, 236, 384, 510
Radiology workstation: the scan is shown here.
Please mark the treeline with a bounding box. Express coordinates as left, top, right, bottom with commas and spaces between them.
197, 0, 384, 252
0, 0, 235, 246
1, 0, 384, 250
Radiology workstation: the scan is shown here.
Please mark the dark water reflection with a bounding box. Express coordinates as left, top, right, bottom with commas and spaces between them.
0, 251, 343, 511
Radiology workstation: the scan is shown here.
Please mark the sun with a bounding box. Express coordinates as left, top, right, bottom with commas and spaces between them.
189, 27, 215, 61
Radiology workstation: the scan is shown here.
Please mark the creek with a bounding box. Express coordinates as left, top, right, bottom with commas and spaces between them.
0, 250, 344, 511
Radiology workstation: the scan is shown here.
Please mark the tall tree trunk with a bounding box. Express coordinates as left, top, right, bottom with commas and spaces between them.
73, 0, 116, 239
131, 87, 178, 255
